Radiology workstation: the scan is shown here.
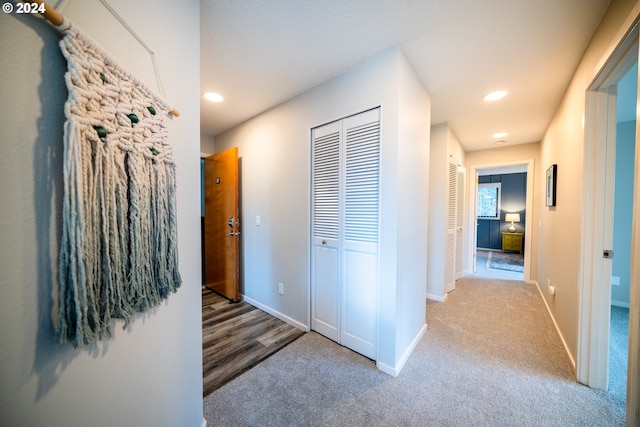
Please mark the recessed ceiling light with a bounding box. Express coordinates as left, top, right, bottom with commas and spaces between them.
492, 132, 508, 139
484, 90, 507, 102
204, 92, 224, 103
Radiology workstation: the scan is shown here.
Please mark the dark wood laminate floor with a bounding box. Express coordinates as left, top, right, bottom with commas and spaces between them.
202, 286, 305, 396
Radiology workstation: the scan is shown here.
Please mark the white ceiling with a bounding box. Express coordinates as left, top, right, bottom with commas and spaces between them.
201, 0, 611, 152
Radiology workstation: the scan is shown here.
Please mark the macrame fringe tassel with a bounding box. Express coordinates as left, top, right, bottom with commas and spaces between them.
56, 23, 181, 348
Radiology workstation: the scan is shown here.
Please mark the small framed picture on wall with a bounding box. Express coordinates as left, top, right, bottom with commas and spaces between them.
546, 164, 557, 207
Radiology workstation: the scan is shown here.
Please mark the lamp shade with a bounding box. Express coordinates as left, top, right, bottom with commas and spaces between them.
505, 213, 520, 223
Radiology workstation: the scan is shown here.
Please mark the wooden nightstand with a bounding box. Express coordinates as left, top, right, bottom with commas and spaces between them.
502, 232, 523, 254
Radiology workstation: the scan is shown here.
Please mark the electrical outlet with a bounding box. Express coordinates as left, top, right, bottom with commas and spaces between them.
278, 282, 284, 295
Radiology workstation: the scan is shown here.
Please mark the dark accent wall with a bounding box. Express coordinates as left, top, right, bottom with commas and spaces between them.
477, 172, 527, 251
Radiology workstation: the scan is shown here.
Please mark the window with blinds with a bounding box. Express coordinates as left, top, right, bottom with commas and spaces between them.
477, 182, 501, 219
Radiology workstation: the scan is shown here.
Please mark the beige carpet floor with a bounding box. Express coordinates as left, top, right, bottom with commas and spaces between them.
203, 274, 625, 426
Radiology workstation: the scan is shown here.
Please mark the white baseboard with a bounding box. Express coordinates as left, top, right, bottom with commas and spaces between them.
201, 417, 208, 427
612, 300, 630, 308
242, 295, 309, 332
426, 293, 448, 302
533, 281, 576, 369
376, 323, 428, 377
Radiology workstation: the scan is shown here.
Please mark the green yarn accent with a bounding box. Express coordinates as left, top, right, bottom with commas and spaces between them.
150, 147, 159, 156
127, 113, 139, 126
147, 106, 157, 115
100, 73, 106, 84
93, 125, 107, 138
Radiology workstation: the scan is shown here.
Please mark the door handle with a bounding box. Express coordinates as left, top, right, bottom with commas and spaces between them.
225, 231, 240, 237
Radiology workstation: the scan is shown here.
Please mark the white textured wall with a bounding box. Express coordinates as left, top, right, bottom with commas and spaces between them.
537, 0, 637, 362
427, 123, 465, 301
200, 134, 215, 156
394, 54, 430, 365
0, 1, 203, 426
214, 48, 430, 373
427, 124, 448, 300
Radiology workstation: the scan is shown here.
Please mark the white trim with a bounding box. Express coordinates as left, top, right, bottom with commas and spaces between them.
426, 293, 448, 303
201, 417, 208, 427
242, 295, 310, 332
375, 361, 398, 377
590, 4, 640, 88
578, 86, 616, 391
629, 15, 640, 424
576, 9, 640, 426
534, 281, 576, 369
577, 13, 640, 396
476, 247, 501, 252
611, 300, 630, 309
376, 324, 428, 377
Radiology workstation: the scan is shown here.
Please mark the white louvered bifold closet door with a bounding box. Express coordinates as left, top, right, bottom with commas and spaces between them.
445, 162, 457, 293
311, 108, 379, 360
311, 120, 342, 343
341, 109, 379, 359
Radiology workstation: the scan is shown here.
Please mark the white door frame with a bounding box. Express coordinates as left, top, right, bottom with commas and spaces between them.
466, 159, 535, 284
455, 165, 467, 280
577, 9, 639, 426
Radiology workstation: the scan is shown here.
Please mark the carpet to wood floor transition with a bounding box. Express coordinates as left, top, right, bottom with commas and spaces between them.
202, 286, 305, 396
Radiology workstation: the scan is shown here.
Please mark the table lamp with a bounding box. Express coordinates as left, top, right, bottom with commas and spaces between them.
505, 213, 520, 233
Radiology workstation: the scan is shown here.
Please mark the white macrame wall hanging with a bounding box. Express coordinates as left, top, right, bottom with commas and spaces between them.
55, 19, 181, 347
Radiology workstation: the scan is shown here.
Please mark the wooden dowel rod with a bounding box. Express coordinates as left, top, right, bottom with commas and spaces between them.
33, 1, 181, 117
39, 1, 64, 27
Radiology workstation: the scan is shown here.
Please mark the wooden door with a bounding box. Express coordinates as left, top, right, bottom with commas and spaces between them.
204, 147, 240, 302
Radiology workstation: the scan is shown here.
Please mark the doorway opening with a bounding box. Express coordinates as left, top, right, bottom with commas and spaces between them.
578, 15, 639, 425
608, 58, 637, 409
468, 160, 534, 284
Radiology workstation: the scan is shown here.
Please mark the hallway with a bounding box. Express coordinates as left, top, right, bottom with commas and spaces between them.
204, 269, 625, 426
472, 249, 627, 414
